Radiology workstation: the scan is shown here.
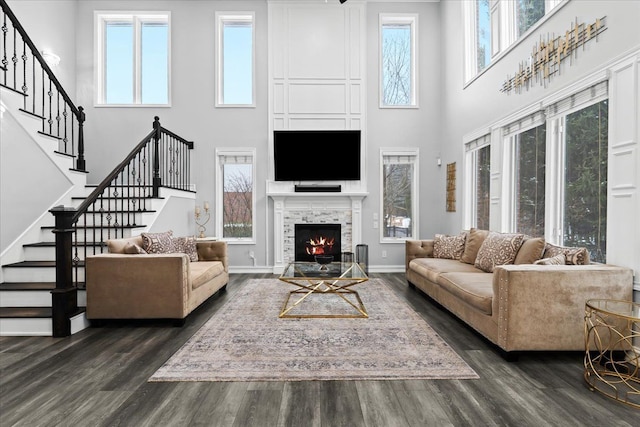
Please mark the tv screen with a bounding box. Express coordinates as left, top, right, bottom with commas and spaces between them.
273, 130, 361, 181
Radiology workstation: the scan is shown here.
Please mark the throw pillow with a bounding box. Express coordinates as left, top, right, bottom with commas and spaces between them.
460, 228, 490, 265
123, 242, 148, 254
474, 232, 525, 273
513, 236, 545, 264
433, 233, 466, 260
534, 253, 565, 265
141, 231, 175, 254
543, 243, 590, 265
106, 236, 144, 254
174, 236, 198, 262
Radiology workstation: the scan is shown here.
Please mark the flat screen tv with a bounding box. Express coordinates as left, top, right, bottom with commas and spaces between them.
273, 130, 361, 181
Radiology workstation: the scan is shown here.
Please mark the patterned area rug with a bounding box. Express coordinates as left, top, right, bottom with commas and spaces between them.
149, 278, 479, 382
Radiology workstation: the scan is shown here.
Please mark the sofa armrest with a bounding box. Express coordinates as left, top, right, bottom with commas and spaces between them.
405, 240, 434, 270
196, 241, 228, 272
492, 264, 634, 351
86, 253, 190, 319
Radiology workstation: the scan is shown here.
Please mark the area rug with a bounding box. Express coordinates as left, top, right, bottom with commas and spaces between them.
149, 278, 479, 382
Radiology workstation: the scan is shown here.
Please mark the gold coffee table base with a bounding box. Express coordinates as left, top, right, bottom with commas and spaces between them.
278, 262, 369, 319
584, 299, 640, 408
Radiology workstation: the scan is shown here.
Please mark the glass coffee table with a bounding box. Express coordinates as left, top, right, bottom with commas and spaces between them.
278, 261, 369, 318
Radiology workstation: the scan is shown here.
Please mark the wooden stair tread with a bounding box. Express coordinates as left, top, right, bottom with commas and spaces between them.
0, 282, 56, 290
0, 307, 85, 318
3, 260, 85, 268
0, 307, 52, 318
24, 242, 107, 248
41, 225, 146, 230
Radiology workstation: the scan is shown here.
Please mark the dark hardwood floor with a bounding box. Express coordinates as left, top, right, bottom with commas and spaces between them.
1, 273, 637, 426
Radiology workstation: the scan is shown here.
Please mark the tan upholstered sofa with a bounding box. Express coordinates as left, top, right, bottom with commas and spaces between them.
406, 229, 634, 354
86, 235, 228, 323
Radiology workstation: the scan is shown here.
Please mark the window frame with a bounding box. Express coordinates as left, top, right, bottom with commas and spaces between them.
463, 136, 491, 230
379, 13, 419, 109
463, 0, 568, 85
215, 148, 257, 244
379, 148, 419, 243
95, 11, 171, 107
215, 12, 256, 108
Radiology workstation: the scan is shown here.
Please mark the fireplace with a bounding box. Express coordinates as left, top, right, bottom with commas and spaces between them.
294, 224, 341, 262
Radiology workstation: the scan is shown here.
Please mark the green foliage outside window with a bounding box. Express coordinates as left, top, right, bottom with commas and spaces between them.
383, 163, 413, 238
517, 0, 545, 37
563, 100, 608, 263
516, 125, 546, 237
476, 146, 491, 230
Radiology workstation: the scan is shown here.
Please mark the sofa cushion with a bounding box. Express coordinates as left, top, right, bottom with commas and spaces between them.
437, 272, 494, 315
433, 233, 466, 260
543, 243, 590, 265
514, 237, 545, 264
534, 253, 565, 265
460, 228, 490, 265
174, 236, 198, 262
190, 261, 226, 290
106, 236, 144, 254
409, 258, 484, 283
141, 231, 175, 254
474, 232, 525, 273
123, 242, 148, 254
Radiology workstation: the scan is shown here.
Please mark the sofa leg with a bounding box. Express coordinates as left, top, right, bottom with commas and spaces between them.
407, 281, 415, 289
173, 318, 186, 327
500, 350, 520, 362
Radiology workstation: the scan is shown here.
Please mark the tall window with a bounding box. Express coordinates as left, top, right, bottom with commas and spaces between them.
215, 149, 255, 242
476, 145, 491, 230
216, 13, 255, 107
516, 0, 545, 37
97, 12, 170, 105
380, 14, 418, 107
381, 149, 419, 240
464, 1, 562, 82
562, 100, 608, 262
515, 124, 546, 237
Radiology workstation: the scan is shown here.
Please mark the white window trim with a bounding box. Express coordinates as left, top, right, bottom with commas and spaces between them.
215, 147, 257, 244
94, 11, 171, 107
379, 13, 419, 109
379, 147, 419, 243
215, 12, 256, 108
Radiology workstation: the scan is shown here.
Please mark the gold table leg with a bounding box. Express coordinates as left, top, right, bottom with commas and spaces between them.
279, 279, 368, 319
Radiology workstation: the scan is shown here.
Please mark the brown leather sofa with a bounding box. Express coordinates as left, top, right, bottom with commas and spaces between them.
86, 236, 228, 323
406, 234, 634, 354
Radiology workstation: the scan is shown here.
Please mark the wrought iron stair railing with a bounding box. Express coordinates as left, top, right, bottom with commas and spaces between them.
0, 0, 86, 170
50, 117, 194, 337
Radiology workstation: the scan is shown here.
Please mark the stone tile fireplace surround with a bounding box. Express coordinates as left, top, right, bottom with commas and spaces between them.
268, 188, 367, 274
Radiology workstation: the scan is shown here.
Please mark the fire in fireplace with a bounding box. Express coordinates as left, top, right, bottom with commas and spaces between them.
294, 224, 341, 262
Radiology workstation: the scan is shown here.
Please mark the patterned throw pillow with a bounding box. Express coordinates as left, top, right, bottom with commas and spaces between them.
543, 243, 590, 265
433, 233, 466, 260
474, 232, 525, 273
141, 231, 175, 254
534, 253, 565, 265
174, 236, 198, 262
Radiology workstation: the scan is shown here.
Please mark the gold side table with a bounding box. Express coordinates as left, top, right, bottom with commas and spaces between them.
584, 299, 640, 408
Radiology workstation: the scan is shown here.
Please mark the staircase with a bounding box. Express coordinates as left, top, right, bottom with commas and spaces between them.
1, 0, 195, 336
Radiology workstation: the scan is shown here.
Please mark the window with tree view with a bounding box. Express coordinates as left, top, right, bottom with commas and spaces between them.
382, 152, 417, 239
476, 0, 491, 74
475, 145, 491, 230
515, 124, 545, 237
563, 100, 608, 262
517, 0, 545, 37
380, 15, 416, 107
218, 153, 254, 241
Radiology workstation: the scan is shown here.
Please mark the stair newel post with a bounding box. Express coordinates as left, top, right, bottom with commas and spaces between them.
152, 116, 161, 198
50, 206, 78, 337
76, 106, 86, 171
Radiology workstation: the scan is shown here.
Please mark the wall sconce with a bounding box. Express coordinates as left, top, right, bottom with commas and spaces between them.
194, 202, 210, 238
41, 50, 60, 67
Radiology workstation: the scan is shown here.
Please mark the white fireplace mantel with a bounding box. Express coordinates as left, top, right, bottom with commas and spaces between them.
267, 186, 368, 274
